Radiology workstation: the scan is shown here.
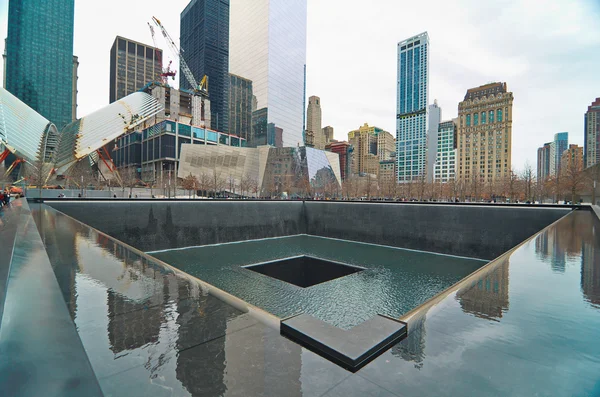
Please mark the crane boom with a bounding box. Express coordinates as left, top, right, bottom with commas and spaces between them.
152, 16, 200, 92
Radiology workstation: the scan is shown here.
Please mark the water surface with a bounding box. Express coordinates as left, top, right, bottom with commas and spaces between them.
152, 236, 486, 328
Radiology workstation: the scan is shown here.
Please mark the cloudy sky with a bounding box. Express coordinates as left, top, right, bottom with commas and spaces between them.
1, 0, 599, 171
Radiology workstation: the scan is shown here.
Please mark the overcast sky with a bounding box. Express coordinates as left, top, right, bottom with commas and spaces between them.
1, 0, 599, 171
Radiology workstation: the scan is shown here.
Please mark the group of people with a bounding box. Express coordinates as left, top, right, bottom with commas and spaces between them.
0, 188, 12, 209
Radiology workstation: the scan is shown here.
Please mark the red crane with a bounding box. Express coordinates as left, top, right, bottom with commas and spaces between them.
148, 22, 176, 84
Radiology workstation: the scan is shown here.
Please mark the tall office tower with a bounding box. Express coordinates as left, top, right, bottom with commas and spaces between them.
348, 123, 393, 175
549, 141, 557, 177
377, 130, 396, 161
109, 37, 162, 103
5, 0, 75, 128
396, 32, 429, 182
434, 119, 457, 183
325, 140, 352, 181
2, 39, 7, 88
585, 98, 600, 168
457, 82, 513, 185
560, 144, 583, 173
72, 56, 78, 120
230, 0, 307, 148
426, 100, 441, 182
229, 73, 253, 140
181, 0, 230, 133
306, 96, 323, 149
537, 142, 552, 181
553, 132, 568, 174
322, 126, 334, 145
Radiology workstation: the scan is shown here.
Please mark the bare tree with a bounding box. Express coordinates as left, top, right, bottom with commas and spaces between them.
239, 173, 252, 198
249, 177, 259, 198
197, 172, 211, 198
182, 173, 199, 198
25, 158, 54, 198
416, 173, 427, 201
521, 162, 534, 202
67, 160, 98, 197
501, 169, 519, 203
469, 173, 483, 202
227, 174, 237, 197
211, 168, 225, 198
562, 158, 584, 203
119, 166, 139, 197
585, 164, 600, 205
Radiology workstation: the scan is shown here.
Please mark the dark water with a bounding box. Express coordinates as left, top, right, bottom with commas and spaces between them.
152, 236, 486, 329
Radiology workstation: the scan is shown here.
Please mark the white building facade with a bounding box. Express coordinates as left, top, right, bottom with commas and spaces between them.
434, 119, 457, 183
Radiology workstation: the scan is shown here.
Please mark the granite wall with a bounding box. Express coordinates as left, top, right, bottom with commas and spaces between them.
304, 202, 571, 260
47, 201, 305, 252
47, 200, 572, 259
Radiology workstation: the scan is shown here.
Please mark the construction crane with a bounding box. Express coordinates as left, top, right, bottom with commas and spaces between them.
148, 22, 176, 84
151, 16, 208, 96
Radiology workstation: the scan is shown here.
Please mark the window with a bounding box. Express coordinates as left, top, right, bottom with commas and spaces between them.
466, 114, 471, 126
474, 114, 479, 126
497, 109, 503, 122
481, 112, 486, 124
489, 110, 494, 123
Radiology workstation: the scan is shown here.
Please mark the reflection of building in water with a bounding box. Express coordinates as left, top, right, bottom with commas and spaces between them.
391, 314, 426, 367
178, 144, 341, 198
222, 321, 302, 397
33, 207, 80, 320
535, 227, 566, 273
582, 244, 600, 308
107, 290, 164, 353
457, 259, 509, 320
175, 296, 228, 396
535, 213, 594, 273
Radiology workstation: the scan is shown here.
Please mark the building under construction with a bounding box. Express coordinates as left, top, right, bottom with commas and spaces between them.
111, 82, 245, 185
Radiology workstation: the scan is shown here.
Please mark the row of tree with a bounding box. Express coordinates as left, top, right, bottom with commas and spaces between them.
14, 156, 592, 202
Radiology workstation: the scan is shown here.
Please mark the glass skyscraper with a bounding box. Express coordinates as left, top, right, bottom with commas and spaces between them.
554, 132, 568, 174
5, 0, 75, 129
396, 32, 429, 182
180, 0, 229, 133
229, 0, 307, 148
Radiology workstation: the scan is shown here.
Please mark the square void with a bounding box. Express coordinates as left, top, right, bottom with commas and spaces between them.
244, 255, 364, 288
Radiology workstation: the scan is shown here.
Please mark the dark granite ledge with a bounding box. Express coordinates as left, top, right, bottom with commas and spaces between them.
0, 200, 23, 326
281, 313, 407, 372
0, 200, 103, 397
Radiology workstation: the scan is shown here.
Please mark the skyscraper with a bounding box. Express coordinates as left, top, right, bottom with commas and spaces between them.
348, 123, 393, 176
560, 144, 583, 174
229, 0, 307, 148
180, 0, 229, 133
396, 32, 429, 182
322, 126, 334, 145
228, 73, 253, 141
585, 98, 600, 168
109, 36, 162, 103
5, 0, 75, 128
426, 101, 441, 182
457, 82, 513, 185
537, 142, 552, 181
306, 96, 323, 149
554, 132, 568, 174
434, 119, 457, 183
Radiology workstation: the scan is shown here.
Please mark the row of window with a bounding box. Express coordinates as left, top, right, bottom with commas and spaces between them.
465, 109, 504, 126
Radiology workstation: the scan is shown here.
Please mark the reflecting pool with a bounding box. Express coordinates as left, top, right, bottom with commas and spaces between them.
152, 236, 486, 329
